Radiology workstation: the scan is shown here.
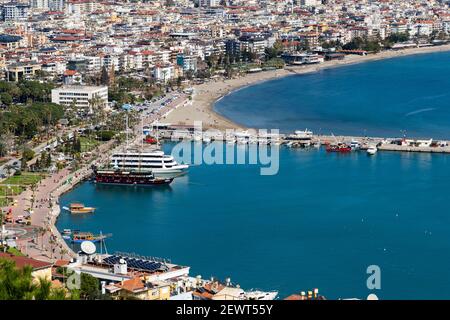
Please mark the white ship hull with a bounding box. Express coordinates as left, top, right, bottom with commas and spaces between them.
244, 290, 278, 300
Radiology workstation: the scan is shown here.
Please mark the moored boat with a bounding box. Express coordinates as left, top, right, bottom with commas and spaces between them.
107, 149, 188, 179
244, 290, 278, 300
68, 203, 95, 214
71, 231, 108, 243
350, 140, 360, 150
143, 136, 157, 144
326, 143, 352, 153
367, 145, 378, 155
92, 166, 173, 186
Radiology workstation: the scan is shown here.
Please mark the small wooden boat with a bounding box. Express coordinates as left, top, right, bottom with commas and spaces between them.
68, 203, 95, 214
71, 231, 107, 243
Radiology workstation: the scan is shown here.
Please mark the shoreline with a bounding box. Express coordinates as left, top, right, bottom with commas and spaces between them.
7, 43, 450, 263
163, 44, 450, 130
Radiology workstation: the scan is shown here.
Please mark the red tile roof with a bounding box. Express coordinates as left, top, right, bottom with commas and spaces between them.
0, 253, 53, 271
115, 277, 146, 293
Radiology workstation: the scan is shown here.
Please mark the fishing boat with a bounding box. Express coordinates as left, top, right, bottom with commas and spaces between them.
67, 203, 95, 214
71, 231, 108, 244
367, 146, 378, 155
326, 143, 352, 153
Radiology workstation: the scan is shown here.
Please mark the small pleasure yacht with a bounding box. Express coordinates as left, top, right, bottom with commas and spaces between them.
367, 146, 378, 155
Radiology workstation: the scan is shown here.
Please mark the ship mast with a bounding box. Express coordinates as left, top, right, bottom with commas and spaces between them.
125, 112, 129, 152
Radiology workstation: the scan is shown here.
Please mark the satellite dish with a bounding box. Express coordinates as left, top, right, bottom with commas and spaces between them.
81, 241, 96, 255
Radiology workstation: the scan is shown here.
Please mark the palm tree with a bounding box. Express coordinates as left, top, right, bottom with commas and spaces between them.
0, 259, 72, 300
59, 248, 68, 260
38, 227, 46, 250
49, 237, 56, 259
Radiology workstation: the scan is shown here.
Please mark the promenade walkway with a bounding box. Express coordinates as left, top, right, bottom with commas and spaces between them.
3, 140, 115, 263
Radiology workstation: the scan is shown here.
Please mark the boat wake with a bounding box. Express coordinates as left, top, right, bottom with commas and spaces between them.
404, 107, 436, 117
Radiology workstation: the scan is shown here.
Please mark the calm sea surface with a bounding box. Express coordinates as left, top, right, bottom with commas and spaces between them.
215, 51, 450, 139
58, 52, 450, 299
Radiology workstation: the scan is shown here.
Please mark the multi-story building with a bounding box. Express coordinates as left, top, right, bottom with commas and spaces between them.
51, 85, 108, 113
176, 54, 198, 73
30, 0, 49, 10
1, 2, 30, 21
66, 0, 99, 15
153, 64, 175, 83
239, 35, 268, 59
0, 34, 23, 50
199, 0, 220, 8
49, 0, 64, 11
5, 62, 41, 82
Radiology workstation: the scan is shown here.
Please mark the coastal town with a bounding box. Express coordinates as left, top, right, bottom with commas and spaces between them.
1, 0, 450, 301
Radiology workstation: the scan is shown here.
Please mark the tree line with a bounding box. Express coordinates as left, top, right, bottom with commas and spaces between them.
0, 81, 54, 106
0, 102, 64, 139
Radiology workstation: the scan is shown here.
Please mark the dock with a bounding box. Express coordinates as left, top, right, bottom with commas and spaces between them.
146, 124, 450, 154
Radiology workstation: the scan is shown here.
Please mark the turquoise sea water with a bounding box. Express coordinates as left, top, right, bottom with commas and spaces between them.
58, 52, 450, 299
215, 51, 450, 139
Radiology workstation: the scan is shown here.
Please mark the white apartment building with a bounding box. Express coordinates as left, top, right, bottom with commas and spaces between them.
30, 0, 64, 10
85, 56, 102, 72
199, 0, 220, 8
65, 0, 100, 15
301, 0, 320, 6
2, 3, 29, 21
153, 65, 175, 83
409, 23, 433, 37
30, 0, 49, 9
49, 0, 64, 11
51, 85, 108, 113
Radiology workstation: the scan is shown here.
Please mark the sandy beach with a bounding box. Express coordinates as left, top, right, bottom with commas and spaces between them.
164, 44, 450, 130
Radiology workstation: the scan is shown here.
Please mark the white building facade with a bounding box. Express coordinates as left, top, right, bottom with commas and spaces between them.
51, 85, 108, 113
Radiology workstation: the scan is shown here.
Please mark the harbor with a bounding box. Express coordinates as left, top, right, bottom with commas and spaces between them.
3, 47, 450, 300
56, 139, 450, 299
149, 123, 450, 155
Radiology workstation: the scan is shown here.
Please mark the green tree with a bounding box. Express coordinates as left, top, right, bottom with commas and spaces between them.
0, 141, 7, 157
100, 66, 110, 85
0, 259, 36, 300
80, 273, 100, 300
0, 258, 74, 300
0, 92, 13, 106
22, 148, 35, 162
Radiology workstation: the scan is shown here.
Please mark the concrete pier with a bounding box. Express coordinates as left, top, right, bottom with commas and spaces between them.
153, 128, 450, 154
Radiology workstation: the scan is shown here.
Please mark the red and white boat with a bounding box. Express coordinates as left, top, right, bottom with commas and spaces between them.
326, 143, 352, 153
